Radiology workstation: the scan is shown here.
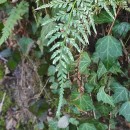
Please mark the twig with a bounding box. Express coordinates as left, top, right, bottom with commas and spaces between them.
0, 92, 6, 113
34, 78, 49, 99
90, 93, 96, 119
125, 34, 130, 46
120, 39, 130, 63
108, 112, 112, 130
26, 57, 50, 100
108, 6, 121, 35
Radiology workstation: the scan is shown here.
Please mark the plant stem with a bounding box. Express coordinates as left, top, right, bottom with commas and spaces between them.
108, 6, 121, 35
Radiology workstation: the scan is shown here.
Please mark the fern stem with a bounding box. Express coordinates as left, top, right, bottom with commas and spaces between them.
56, 85, 64, 118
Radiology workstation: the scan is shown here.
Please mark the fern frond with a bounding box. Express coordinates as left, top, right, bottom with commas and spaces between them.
38, 0, 129, 117
119, 0, 130, 12
56, 84, 64, 117
36, 0, 70, 10
0, 1, 29, 45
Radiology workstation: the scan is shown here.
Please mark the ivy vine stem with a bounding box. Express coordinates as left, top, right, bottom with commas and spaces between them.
108, 5, 121, 35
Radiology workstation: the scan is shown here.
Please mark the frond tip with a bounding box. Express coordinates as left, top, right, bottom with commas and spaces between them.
0, 1, 29, 46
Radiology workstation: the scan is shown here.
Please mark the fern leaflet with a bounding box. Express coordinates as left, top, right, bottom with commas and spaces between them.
0, 1, 29, 45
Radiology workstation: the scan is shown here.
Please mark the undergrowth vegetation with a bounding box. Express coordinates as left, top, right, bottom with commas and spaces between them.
0, 0, 130, 130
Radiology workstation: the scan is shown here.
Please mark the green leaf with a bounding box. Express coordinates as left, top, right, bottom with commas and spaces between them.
48, 120, 59, 130
0, 22, 4, 36
112, 22, 130, 39
29, 99, 49, 117
79, 52, 91, 74
50, 82, 58, 89
88, 72, 97, 85
64, 80, 71, 88
19, 37, 34, 55
34, 50, 43, 58
71, 91, 94, 111
95, 35, 122, 69
38, 63, 49, 76
79, 123, 96, 130
48, 65, 56, 76
97, 86, 115, 107
40, 15, 56, 52
0, 1, 29, 45
94, 11, 114, 24
96, 103, 112, 116
0, 64, 4, 79
97, 61, 107, 79
85, 83, 94, 93
111, 82, 129, 103
69, 118, 79, 126
58, 115, 69, 128
119, 101, 130, 122
7, 58, 17, 71
92, 52, 99, 63
34, 122, 44, 130
0, 0, 7, 4
95, 122, 108, 130
109, 62, 122, 74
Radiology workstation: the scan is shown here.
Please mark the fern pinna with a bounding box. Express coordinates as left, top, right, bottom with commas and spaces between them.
0, 1, 28, 45
37, 0, 129, 117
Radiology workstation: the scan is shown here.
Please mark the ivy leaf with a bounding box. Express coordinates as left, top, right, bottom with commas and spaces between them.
58, 115, 69, 128
48, 65, 56, 76
79, 52, 91, 74
69, 118, 79, 126
97, 61, 107, 79
109, 62, 122, 74
95, 36, 122, 69
96, 103, 112, 116
85, 83, 94, 93
94, 10, 114, 24
119, 101, 130, 122
88, 72, 97, 85
97, 86, 115, 107
38, 63, 49, 76
92, 52, 99, 63
87, 120, 108, 130
19, 36, 34, 55
48, 120, 59, 130
29, 99, 49, 117
112, 22, 130, 39
94, 122, 108, 130
79, 123, 96, 130
71, 91, 94, 111
111, 82, 129, 103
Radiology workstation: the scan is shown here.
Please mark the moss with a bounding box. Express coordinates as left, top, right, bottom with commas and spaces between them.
0, 64, 4, 80
0, 116, 5, 130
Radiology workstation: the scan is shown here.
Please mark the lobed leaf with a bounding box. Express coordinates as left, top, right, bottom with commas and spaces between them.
79, 123, 96, 130
79, 52, 91, 74
95, 35, 122, 69
71, 91, 95, 111
111, 82, 129, 103
119, 101, 130, 122
97, 86, 115, 107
